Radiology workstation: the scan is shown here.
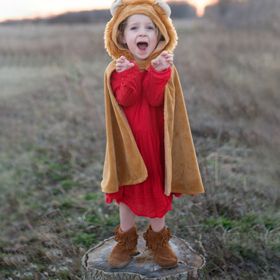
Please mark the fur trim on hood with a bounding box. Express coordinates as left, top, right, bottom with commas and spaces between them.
104, 0, 178, 68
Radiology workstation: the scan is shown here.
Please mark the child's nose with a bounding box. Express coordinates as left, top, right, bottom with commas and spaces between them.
138, 31, 147, 37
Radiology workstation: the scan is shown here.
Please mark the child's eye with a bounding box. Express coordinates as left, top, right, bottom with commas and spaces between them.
147, 26, 155, 30
130, 27, 137, 30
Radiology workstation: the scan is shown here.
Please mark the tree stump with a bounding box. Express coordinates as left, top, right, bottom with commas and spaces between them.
81, 232, 206, 280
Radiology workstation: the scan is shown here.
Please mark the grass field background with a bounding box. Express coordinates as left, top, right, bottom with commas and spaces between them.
0, 16, 279, 279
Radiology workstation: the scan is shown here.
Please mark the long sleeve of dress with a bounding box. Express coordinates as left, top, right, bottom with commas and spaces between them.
143, 65, 171, 107
110, 64, 142, 107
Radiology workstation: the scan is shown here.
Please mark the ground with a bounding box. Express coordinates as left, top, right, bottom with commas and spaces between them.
0, 18, 279, 279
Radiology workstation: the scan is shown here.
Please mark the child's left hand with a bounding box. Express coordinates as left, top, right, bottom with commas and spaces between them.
151, 51, 173, 72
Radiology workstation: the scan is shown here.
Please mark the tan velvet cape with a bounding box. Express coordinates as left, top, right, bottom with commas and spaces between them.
101, 0, 205, 196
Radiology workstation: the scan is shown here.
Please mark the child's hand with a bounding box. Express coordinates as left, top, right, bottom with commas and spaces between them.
116, 56, 134, 72
151, 51, 173, 72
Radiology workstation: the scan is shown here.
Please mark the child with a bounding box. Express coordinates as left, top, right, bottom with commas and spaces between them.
101, 0, 205, 269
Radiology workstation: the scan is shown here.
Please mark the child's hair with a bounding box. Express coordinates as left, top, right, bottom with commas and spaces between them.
116, 16, 164, 49
116, 19, 128, 47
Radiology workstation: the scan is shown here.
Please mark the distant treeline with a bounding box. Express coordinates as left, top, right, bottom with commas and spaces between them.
207, 0, 280, 30
2, 2, 196, 25
2, 0, 279, 30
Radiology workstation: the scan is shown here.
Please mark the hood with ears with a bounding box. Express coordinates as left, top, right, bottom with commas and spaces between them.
104, 0, 178, 68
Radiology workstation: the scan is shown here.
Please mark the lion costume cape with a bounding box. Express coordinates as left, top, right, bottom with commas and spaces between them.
101, 0, 205, 196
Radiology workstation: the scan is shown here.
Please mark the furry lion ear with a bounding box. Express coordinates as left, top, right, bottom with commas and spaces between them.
110, 0, 123, 16
155, 0, 171, 17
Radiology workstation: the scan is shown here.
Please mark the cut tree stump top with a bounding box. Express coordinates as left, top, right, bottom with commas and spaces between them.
81, 231, 206, 280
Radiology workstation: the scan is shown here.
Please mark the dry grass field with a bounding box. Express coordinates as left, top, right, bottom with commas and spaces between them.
0, 17, 279, 279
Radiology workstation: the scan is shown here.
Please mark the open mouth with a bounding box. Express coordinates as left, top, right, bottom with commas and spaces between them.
137, 42, 149, 50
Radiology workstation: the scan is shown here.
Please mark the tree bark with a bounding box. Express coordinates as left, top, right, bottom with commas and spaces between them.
81, 232, 206, 280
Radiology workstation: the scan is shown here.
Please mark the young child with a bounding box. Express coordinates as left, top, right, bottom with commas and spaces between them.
102, 0, 205, 269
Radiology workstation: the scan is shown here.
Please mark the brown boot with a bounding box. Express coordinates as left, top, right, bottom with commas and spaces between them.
108, 225, 139, 268
143, 225, 178, 268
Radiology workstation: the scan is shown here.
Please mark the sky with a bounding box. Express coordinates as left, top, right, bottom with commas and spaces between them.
0, 0, 219, 22
0, 0, 112, 21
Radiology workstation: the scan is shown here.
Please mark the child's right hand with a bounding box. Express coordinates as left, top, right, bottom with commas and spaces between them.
116, 56, 134, 72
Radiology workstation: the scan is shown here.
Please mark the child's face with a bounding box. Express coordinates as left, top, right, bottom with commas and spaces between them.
122, 14, 159, 61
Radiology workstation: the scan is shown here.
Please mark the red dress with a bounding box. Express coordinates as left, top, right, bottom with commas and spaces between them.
105, 63, 181, 218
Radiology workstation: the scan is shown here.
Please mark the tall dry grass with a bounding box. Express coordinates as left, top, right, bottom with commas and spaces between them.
0, 18, 279, 279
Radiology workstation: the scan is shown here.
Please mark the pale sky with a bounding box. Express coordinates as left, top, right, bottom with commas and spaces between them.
0, 0, 218, 22
0, 0, 113, 21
